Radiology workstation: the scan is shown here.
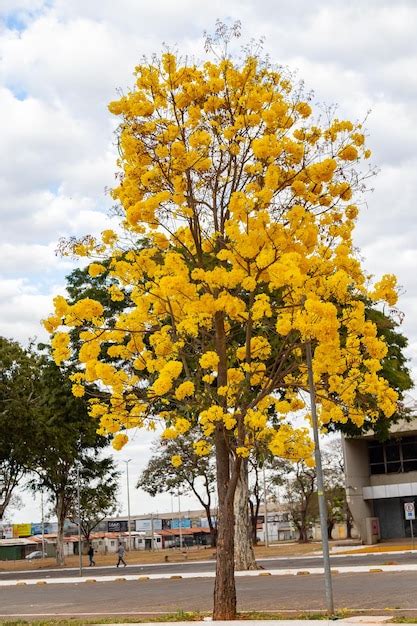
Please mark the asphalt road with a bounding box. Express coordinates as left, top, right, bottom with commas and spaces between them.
1, 552, 416, 581
0, 571, 416, 618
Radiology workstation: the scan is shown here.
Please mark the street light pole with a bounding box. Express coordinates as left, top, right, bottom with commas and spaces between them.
41, 490, 45, 559
122, 460, 132, 551
178, 491, 183, 550
76, 465, 83, 577
305, 340, 334, 615
262, 466, 269, 548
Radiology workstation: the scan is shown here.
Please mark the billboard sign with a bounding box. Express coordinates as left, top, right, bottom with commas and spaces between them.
12, 523, 32, 537
31, 523, 44, 535
171, 518, 191, 529
135, 519, 162, 532
107, 520, 128, 532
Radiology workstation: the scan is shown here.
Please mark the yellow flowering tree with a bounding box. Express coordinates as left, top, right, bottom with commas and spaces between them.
45, 34, 400, 618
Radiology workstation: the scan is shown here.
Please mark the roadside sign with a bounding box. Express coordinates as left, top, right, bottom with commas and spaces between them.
404, 502, 415, 520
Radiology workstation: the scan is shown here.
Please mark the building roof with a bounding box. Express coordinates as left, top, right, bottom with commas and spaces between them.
0, 538, 37, 546
345, 417, 417, 440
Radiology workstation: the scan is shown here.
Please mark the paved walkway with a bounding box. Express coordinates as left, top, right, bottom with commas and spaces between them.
94, 615, 392, 626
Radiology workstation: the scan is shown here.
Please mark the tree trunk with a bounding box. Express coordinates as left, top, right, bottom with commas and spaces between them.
213, 425, 236, 620
234, 460, 258, 570
346, 504, 353, 539
249, 499, 258, 545
327, 519, 334, 540
55, 492, 66, 566
298, 523, 309, 543
213, 310, 237, 620
207, 513, 217, 548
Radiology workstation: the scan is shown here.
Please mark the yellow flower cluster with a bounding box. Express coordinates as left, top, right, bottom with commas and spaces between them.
44, 51, 400, 463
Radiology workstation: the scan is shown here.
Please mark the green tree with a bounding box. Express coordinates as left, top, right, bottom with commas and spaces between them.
67, 456, 120, 542
282, 460, 317, 543
0, 337, 41, 520
322, 441, 348, 539
30, 355, 108, 565
138, 436, 217, 546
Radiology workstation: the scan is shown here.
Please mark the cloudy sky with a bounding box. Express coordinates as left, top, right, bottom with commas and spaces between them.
1, 0, 417, 523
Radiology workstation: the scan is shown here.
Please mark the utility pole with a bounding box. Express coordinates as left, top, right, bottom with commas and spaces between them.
262, 466, 269, 547
306, 340, 334, 615
76, 465, 82, 577
41, 490, 45, 559
178, 491, 183, 550
122, 460, 132, 551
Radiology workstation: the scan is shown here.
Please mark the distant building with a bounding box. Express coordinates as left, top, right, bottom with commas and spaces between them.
1, 502, 298, 560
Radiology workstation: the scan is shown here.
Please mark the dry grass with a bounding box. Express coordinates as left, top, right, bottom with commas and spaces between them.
0, 541, 321, 572
254, 541, 322, 558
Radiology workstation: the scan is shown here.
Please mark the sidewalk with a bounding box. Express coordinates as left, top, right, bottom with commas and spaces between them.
92, 615, 392, 626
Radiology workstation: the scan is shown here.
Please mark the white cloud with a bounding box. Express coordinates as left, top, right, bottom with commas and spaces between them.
0, 278, 55, 343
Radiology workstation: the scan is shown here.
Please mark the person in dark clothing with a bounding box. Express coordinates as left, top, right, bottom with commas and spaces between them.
88, 544, 96, 566
116, 542, 127, 567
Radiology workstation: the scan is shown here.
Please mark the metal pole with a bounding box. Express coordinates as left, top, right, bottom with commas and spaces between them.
41, 490, 45, 559
411, 520, 414, 549
306, 340, 334, 615
263, 466, 269, 547
178, 492, 183, 550
124, 460, 132, 551
76, 465, 82, 577
151, 513, 155, 551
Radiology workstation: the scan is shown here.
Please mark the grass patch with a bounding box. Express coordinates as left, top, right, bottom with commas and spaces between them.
1, 608, 398, 625
0, 611, 204, 626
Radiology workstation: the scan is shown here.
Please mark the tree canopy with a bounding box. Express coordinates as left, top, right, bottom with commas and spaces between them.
29, 355, 110, 564
0, 337, 41, 520
67, 455, 120, 542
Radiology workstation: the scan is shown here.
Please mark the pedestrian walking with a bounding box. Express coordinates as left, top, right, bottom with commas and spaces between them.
88, 544, 96, 566
116, 542, 127, 567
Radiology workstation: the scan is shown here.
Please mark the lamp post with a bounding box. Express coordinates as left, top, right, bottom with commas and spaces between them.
262, 466, 269, 548
76, 465, 83, 577
151, 513, 155, 551
122, 460, 132, 551
305, 340, 334, 615
178, 491, 183, 550
41, 490, 46, 559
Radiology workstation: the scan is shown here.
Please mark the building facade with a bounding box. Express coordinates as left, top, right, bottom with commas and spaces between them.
344, 418, 417, 543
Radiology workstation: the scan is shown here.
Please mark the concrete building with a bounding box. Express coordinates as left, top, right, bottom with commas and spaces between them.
255, 505, 298, 543
344, 418, 417, 543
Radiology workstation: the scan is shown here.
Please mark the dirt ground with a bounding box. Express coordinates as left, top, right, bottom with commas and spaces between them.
0, 540, 322, 571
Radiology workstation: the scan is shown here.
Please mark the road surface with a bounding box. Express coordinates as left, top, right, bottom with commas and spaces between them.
0, 571, 416, 619
1, 551, 416, 581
